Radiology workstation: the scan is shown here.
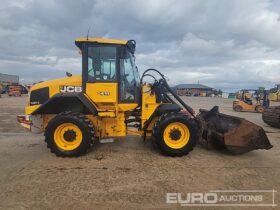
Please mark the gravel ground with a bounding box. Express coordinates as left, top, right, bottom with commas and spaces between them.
0, 95, 279, 210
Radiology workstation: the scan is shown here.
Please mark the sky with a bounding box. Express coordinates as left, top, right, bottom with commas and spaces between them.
0, 0, 280, 92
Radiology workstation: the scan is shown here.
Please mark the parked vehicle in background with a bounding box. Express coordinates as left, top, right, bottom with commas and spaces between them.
233, 89, 269, 113
8, 85, 22, 97
269, 84, 280, 102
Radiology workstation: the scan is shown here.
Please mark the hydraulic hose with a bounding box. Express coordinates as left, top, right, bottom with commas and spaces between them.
141, 68, 195, 117
160, 79, 195, 117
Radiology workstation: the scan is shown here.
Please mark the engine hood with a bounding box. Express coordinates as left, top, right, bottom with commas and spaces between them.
30, 75, 82, 94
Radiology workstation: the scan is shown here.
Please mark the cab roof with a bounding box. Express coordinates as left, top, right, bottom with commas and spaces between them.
75, 38, 128, 45
75, 38, 136, 54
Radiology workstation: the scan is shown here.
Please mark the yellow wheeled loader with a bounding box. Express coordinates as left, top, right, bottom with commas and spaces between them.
269, 85, 280, 102
17, 38, 272, 157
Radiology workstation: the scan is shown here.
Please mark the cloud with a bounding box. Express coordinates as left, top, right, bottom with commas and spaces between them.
0, 0, 280, 91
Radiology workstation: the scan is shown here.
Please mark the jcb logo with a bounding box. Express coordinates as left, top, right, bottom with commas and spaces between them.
60, 86, 82, 93
97, 91, 110, 96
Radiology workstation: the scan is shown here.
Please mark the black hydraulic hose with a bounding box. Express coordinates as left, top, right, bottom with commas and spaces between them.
141, 68, 195, 117
141, 74, 158, 82
161, 79, 195, 117
140, 68, 165, 84
163, 92, 176, 104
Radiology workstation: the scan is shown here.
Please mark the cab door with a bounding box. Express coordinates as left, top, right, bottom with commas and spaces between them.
118, 46, 140, 111
83, 45, 118, 109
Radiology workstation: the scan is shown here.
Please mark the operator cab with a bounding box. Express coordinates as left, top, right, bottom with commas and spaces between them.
75, 38, 140, 106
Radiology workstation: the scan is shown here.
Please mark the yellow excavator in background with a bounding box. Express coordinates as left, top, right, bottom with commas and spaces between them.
269, 84, 280, 102
17, 38, 272, 157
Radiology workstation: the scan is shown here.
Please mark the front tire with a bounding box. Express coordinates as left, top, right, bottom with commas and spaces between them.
153, 113, 197, 156
45, 112, 94, 157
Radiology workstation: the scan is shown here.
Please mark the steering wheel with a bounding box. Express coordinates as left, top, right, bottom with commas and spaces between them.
101, 73, 111, 80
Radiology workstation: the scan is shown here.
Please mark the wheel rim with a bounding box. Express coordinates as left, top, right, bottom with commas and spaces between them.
163, 122, 190, 149
54, 123, 83, 151
257, 106, 264, 113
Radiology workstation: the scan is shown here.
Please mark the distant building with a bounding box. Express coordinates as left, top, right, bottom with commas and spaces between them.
0, 73, 19, 85
222, 92, 229, 98
174, 84, 213, 96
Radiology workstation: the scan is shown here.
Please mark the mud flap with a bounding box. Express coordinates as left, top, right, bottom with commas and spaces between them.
196, 106, 273, 154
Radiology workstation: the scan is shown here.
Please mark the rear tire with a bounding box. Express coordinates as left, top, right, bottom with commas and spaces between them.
262, 106, 280, 128
255, 105, 264, 113
234, 105, 242, 112
153, 113, 197, 156
45, 112, 95, 157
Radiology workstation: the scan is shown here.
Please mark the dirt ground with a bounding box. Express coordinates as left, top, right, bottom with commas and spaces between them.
0, 95, 279, 210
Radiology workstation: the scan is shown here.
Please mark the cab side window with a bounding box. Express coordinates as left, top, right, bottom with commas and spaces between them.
87, 46, 117, 82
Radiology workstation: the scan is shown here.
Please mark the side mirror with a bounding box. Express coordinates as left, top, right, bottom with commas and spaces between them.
66, 72, 72, 77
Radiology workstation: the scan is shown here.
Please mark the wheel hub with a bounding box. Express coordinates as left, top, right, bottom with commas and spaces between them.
63, 129, 77, 142
169, 128, 182, 141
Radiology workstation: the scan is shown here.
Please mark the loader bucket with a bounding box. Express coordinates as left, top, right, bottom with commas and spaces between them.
196, 106, 273, 154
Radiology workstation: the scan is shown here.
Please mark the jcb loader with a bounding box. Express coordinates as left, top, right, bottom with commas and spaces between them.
17, 38, 272, 157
